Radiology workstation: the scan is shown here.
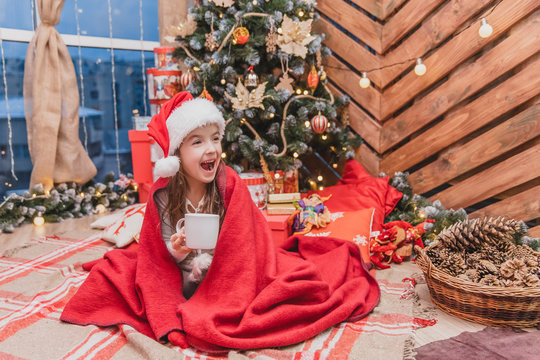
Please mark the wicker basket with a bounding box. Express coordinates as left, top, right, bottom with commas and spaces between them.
414, 243, 540, 328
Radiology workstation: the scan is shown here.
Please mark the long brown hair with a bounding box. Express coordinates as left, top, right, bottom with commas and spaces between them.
163, 150, 224, 229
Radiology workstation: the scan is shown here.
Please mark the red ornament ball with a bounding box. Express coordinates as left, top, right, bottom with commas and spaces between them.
311, 113, 328, 134
233, 27, 250, 45
180, 71, 193, 88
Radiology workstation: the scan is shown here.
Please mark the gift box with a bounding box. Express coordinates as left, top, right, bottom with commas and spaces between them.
239, 172, 268, 210
261, 210, 291, 248
154, 46, 179, 70
269, 169, 299, 194
153, 70, 182, 100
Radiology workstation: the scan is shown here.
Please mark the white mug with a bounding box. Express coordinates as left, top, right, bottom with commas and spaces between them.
176, 213, 219, 249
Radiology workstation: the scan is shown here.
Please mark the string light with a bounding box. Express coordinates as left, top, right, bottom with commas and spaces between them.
221, 152, 227, 158
96, 204, 106, 214
107, 0, 121, 177
80, 192, 85, 198
121, 194, 128, 201
478, 18, 493, 38
321, 134, 328, 140
414, 58, 427, 76
193, 66, 200, 72
304, 121, 311, 128
269, 112, 275, 118
133, 184, 138, 191
277, 27, 283, 34
293, 152, 299, 158
418, 209, 427, 219
252, 0, 258, 5
359, 72, 370, 88
33, 214, 45, 226
318, 186, 324, 191
219, 12, 223, 19
96, 191, 101, 197
332, 163, 338, 169
303, 90, 309, 95
298, 10, 304, 17
45, 190, 50, 196
274, 173, 281, 179
295, 88, 302, 95
317, 175, 323, 181
220, 78, 226, 85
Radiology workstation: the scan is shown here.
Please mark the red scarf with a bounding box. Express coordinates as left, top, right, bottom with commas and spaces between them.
61, 165, 380, 351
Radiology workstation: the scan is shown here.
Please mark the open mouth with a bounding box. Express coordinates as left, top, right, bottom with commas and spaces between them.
201, 160, 216, 171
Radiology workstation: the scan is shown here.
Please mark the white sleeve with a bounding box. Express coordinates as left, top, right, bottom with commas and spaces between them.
155, 190, 190, 263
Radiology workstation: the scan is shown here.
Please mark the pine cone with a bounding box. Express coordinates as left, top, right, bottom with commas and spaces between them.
437, 219, 483, 251
477, 217, 527, 243
465, 269, 481, 283
476, 259, 498, 276
438, 251, 467, 276
479, 274, 501, 287
479, 245, 507, 265
511, 244, 536, 259
500, 258, 527, 280
500, 278, 514, 287
522, 273, 539, 287
466, 252, 483, 267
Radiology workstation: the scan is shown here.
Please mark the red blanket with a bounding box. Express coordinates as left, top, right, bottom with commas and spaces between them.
61, 165, 380, 351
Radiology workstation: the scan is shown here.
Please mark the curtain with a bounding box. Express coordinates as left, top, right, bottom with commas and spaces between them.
23, 0, 96, 190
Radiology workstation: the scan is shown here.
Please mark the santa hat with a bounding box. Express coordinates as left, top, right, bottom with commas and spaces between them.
147, 91, 225, 178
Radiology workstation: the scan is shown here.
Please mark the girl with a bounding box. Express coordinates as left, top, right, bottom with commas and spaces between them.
62, 92, 380, 352
153, 95, 226, 298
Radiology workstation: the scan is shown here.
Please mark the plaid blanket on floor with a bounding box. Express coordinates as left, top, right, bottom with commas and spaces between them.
0, 235, 429, 360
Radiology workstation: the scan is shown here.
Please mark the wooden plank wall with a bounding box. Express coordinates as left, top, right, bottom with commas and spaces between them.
315, 0, 540, 230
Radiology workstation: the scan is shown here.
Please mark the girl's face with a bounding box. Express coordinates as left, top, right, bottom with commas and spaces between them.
179, 124, 222, 187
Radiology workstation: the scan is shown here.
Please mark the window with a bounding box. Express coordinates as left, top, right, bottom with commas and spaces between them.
0, 0, 159, 197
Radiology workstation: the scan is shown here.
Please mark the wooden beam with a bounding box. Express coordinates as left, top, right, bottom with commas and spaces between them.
380, 56, 540, 173
377, 0, 492, 88
528, 225, 540, 238
470, 186, 540, 222
326, 82, 382, 153
381, 0, 444, 53
355, 143, 380, 176
380, 11, 540, 152
314, 17, 382, 87
408, 102, 540, 194
381, 0, 408, 20
381, 0, 540, 120
348, 0, 385, 20
317, 0, 383, 54
326, 56, 382, 120
428, 144, 540, 209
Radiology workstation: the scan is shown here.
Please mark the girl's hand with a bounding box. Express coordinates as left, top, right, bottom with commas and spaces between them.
170, 227, 192, 255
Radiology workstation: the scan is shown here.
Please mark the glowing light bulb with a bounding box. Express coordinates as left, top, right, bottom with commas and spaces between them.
332, 163, 338, 169
274, 173, 281, 179
96, 192, 101, 197
303, 90, 309, 95
318, 186, 324, 191
321, 134, 328, 140
418, 210, 427, 218
478, 18, 493, 38
32, 193, 37, 198
193, 66, 200, 72
359, 72, 370, 88
221, 152, 227, 158
269, 112, 275, 118
80, 192, 85, 198
220, 78, 226, 85
277, 27, 283, 34
33, 215, 44, 226
121, 194, 128, 201
414, 58, 426, 76
296, 88, 302, 95
293, 152, 299, 158
96, 204, 106, 214
298, 10, 304, 17
45, 190, 50, 196
252, 0, 257, 5
304, 120, 311, 128
317, 175, 323, 181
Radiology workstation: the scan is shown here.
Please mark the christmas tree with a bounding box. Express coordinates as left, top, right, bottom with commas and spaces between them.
173, 0, 361, 191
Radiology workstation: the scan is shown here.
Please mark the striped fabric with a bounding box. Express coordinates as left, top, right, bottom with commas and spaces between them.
0, 235, 429, 359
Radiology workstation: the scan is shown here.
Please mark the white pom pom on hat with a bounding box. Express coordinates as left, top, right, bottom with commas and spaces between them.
153, 97, 225, 178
